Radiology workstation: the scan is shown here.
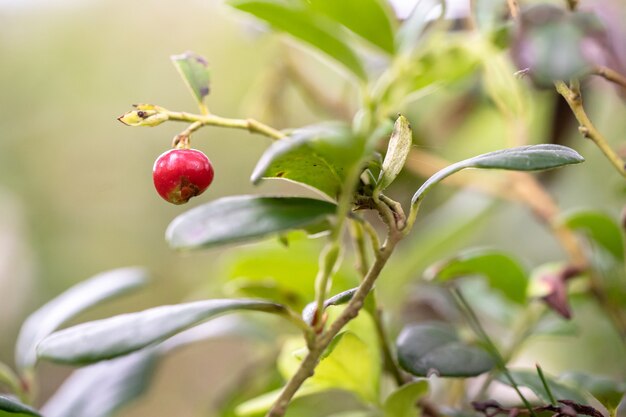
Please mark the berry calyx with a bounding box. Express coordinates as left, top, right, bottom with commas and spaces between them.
153, 148, 214, 204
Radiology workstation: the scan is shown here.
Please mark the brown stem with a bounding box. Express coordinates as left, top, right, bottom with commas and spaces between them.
266, 232, 402, 417
554, 81, 626, 178
592, 66, 626, 91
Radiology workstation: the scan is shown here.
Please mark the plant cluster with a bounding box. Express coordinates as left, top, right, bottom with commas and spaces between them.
1, 1, 626, 417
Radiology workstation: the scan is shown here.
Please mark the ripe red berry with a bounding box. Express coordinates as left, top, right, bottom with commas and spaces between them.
153, 148, 214, 204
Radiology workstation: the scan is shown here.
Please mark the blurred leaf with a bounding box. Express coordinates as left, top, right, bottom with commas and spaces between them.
302, 287, 358, 325
170, 51, 211, 109
412, 145, 584, 204
37, 299, 284, 365
497, 370, 587, 403
0, 396, 41, 417
396, 0, 443, 52
229, 0, 366, 79
166, 195, 336, 250
425, 248, 528, 304
482, 52, 529, 119
383, 380, 429, 417
561, 210, 625, 261
308, 0, 396, 53
222, 234, 358, 311
15, 267, 149, 370
378, 115, 412, 191
397, 323, 495, 377
41, 350, 158, 417
251, 123, 362, 200
559, 372, 626, 414
532, 315, 579, 337
234, 386, 320, 416
327, 412, 380, 417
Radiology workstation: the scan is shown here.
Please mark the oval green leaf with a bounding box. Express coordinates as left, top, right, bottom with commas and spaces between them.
397, 323, 495, 377
559, 372, 626, 413
37, 299, 284, 365
166, 195, 336, 250
561, 210, 624, 261
251, 123, 362, 200
0, 396, 41, 417
41, 350, 158, 417
378, 115, 412, 191
307, 0, 396, 53
425, 248, 528, 304
384, 380, 429, 417
170, 51, 211, 109
229, 0, 366, 79
15, 267, 149, 370
412, 144, 584, 205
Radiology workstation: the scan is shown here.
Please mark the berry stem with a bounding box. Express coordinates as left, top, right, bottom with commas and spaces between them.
164, 109, 285, 140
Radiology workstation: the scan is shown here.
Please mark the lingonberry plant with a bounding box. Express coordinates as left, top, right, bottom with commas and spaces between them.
2, 1, 626, 417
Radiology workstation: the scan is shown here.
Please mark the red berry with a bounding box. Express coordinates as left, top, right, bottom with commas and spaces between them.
153, 148, 214, 204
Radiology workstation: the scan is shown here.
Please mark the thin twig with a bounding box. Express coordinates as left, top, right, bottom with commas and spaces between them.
554, 81, 626, 178
592, 66, 626, 91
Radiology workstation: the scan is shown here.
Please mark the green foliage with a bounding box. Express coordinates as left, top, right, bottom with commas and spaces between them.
425, 248, 528, 304
251, 123, 362, 200
397, 323, 495, 377
0, 397, 41, 417
15, 267, 149, 370
377, 115, 412, 191
383, 381, 428, 417
166, 195, 336, 250
170, 51, 211, 110
37, 299, 285, 364
561, 210, 624, 261
496, 370, 587, 404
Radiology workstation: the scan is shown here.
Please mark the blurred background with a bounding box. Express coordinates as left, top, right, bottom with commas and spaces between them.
0, 0, 625, 416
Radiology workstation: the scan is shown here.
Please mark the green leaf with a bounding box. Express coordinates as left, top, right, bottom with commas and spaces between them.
0, 396, 41, 417
307, 0, 396, 53
166, 195, 336, 250
377, 115, 412, 191
170, 51, 211, 110
561, 210, 624, 261
229, 0, 366, 79
384, 380, 429, 417
37, 299, 284, 365
41, 350, 158, 417
302, 287, 358, 325
559, 372, 626, 413
425, 248, 528, 304
496, 370, 587, 404
412, 145, 584, 205
251, 123, 362, 200
15, 267, 149, 370
397, 323, 495, 377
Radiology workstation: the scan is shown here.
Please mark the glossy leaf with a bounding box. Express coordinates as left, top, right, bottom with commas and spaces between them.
229, 0, 366, 79
302, 287, 358, 325
561, 210, 624, 261
384, 380, 429, 417
251, 123, 361, 200
166, 195, 336, 250
170, 51, 211, 108
378, 115, 412, 191
308, 0, 396, 53
397, 323, 495, 377
15, 267, 149, 370
560, 372, 626, 413
412, 145, 584, 205
0, 396, 41, 417
425, 248, 528, 304
37, 299, 284, 365
497, 370, 587, 403
41, 350, 158, 417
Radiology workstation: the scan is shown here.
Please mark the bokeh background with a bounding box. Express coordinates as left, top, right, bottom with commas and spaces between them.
1, 0, 625, 416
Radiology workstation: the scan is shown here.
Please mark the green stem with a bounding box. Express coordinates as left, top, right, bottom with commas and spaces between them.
164, 109, 286, 141
450, 287, 537, 417
0, 362, 28, 404
536, 364, 557, 406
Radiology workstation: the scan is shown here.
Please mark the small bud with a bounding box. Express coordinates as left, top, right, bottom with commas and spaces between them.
117, 104, 169, 127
